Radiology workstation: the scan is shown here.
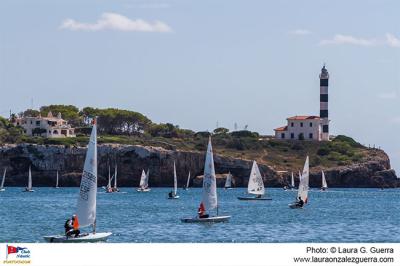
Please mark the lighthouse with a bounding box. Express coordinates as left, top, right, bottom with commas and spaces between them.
319, 65, 329, 141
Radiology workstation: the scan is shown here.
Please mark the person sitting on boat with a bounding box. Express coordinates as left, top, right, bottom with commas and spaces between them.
64, 214, 80, 238
197, 202, 209, 219
168, 191, 173, 198
255, 194, 262, 199
295, 196, 304, 207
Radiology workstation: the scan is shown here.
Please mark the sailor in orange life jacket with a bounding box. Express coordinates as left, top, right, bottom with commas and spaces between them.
64, 214, 80, 238
197, 202, 209, 219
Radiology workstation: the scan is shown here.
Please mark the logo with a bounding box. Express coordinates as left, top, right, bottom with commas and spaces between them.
4, 244, 31, 264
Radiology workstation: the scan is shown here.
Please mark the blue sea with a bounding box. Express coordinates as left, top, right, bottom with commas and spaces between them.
1, 187, 399, 243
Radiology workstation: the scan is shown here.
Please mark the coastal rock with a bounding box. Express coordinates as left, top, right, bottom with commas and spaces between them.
0, 144, 398, 188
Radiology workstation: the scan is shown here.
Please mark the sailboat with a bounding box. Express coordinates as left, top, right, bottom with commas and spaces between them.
23, 166, 34, 192
181, 137, 231, 223
183, 171, 191, 190
224, 172, 233, 190
289, 156, 309, 209
0, 168, 6, 192
290, 172, 296, 189
321, 170, 328, 191
137, 169, 151, 192
55, 171, 60, 189
168, 161, 179, 199
105, 165, 112, 192
44, 119, 112, 242
238, 161, 272, 200
112, 165, 119, 192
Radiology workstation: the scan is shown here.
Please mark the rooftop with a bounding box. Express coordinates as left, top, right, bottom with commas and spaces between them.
274, 126, 288, 131
287, 115, 320, 121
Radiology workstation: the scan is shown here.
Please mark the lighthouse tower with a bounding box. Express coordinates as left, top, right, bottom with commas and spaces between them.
319, 65, 329, 141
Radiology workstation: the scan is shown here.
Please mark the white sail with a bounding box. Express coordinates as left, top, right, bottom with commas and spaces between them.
113, 165, 118, 189
145, 169, 150, 188
224, 172, 232, 188
56, 171, 59, 188
76, 122, 98, 228
0, 168, 6, 189
139, 170, 146, 188
186, 171, 191, 189
107, 165, 111, 189
248, 161, 265, 195
291, 172, 295, 188
201, 137, 218, 211
173, 161, 178, 195
321, 171, 328, 189
28, 166, 32, 190
297, 156, 309, 203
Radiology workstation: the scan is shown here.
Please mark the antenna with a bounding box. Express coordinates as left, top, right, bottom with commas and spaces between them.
30, 98, 34, 110
244, 125, 248, 130
234, 122, 238, 131
216, 121, 219, 129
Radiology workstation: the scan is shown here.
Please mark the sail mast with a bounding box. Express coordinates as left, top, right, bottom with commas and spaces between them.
186, 171, 191, 189
56, 171, 59, 188
114, 164, 117, 189
173, 161, 177, 195
0, 168, 6, 189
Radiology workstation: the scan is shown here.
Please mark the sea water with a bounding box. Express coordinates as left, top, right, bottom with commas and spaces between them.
0, 187, 399, 243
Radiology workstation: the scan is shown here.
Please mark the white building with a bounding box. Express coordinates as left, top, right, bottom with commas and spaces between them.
274, 116, 323, 141
13, 112, 76, 138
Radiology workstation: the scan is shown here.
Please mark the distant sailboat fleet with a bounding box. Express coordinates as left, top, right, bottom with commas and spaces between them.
1, 119, 333, 242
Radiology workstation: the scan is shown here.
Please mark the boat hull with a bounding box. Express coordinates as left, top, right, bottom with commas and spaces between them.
43, 232, 112, 243
168, 195, 180, 199
237, 196, 272, 201
181, 215, 231, 223
23, 189, 35, 192
0, 188, 5, 192
136, 188, 151, 192
289, 203, 304, 209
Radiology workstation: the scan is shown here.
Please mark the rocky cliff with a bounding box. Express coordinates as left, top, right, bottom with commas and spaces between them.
0, 143, 398, 188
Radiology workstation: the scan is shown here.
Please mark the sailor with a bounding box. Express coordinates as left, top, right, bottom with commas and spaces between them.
296, 196, 304, 207
255, 194, 262, 198
168, 191, 173, 198
197, 202, 209, 219
64, 214, 80, 238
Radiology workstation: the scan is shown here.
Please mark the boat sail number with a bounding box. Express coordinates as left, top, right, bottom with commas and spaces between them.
79, 170, 96, 201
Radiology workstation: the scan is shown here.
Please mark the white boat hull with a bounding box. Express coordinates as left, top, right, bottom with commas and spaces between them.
43, 232, 112, 243
23, 189, 35, 192
0, 188, 5, 192
168, 195, 180, 199
137, 188, 151, 192
181, 215, 231, 223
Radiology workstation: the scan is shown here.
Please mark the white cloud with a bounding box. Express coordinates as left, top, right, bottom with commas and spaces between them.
378, 91, 398, 100
320, 33, 400, 48
289, 29, 312, 36
386, 33, 400, 47
59, 13, 172, 33
319, 34, 377, 46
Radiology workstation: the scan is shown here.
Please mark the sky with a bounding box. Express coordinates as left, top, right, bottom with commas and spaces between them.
0, 0, 399, 173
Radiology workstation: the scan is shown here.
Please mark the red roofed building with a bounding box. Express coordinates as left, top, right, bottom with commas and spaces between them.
274, 115, 325, 141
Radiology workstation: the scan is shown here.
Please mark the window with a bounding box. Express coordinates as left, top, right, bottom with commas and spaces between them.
291, 133, 294, 139
53, 130, 58, 134
281, 133, 285, 139
291, 122, 294, 127
30, 120, 33, 124
310, 122, 313, 127
36, 121, 40, 126
309, 133, 313, 139
300, 122, 303, 127
298, 133, 304, 140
